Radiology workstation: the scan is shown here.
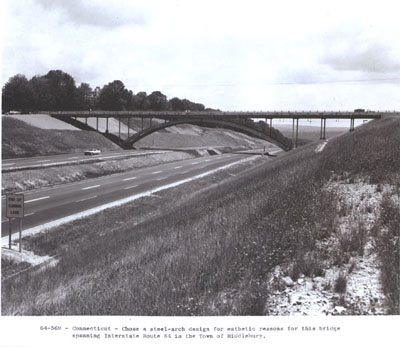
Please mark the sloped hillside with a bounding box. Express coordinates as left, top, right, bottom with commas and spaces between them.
2, 117, 119, 158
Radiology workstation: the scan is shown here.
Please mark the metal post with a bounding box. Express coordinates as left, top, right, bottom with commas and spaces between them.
106, 118, 109, 133
9, 218, 12, 249
323, 119, 327, 139
96, 117, 99, 131
295, 118, 299, 147
85, 117, 88, 125
270, 118, 272, 128
19, 218, 22, 252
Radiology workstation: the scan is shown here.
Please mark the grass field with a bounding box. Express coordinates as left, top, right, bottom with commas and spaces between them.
2, 117, 399, 315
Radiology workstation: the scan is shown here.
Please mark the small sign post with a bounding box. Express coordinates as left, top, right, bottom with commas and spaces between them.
6, 193, 24, 252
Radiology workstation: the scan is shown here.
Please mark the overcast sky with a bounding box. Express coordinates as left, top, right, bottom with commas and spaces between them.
2, 0, 400, 111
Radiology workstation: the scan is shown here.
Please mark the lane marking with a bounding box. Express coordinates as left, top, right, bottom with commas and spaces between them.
25, 196, 50, 203
191, 162, 199, 165
123, 176, 137, 181
124, 185, 139, 190
76, 196, 98, 203
156, 177, 168, 181
2, 163, 15, 166
174, 166, 183, 169
37, 159, 51, 163
25, 212, 35, 217
81, 185, 101, 190
205, 159, 211, 162
152, 171, 163, 174
68, 156, 80, 159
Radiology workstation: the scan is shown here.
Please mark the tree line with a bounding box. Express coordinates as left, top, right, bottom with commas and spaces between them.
2, 70, 211, 113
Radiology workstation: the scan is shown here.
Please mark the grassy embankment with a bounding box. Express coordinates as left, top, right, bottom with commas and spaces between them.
2, 117, 399, 315
2, 117, 119, 158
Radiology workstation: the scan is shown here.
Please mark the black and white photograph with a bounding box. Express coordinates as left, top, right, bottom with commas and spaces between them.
1, 0, 399, 346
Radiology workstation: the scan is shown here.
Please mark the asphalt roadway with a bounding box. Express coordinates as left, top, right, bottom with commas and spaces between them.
1, 149, 169, 172
1, 152, 270, 237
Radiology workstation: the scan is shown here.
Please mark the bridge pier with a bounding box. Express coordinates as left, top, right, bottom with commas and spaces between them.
106, 117, 109, 134
292, 118, 295, 147
320, 118, 326, 140
291, 118, 299, 148
350, 118, 355, 131
96, 117, 99, 131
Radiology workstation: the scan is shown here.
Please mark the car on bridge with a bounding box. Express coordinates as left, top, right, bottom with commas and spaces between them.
84, 148, 101, 155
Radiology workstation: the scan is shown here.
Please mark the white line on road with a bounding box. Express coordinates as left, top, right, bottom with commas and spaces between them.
37, 159, 51, 162
25, 212, 35, 217
205, 159, 211, 162
174, 166, 183, 169
124, 185, 139, 190
191, 162, 199, 165
152, 171, 163, 174
81, 185, 101, 190
2, 163, 15, 166
25, 196, 50, 203
76, 196, 98, 202
123, 177, 137, 181
156, 177, 168, 181
68, 156, 80, 159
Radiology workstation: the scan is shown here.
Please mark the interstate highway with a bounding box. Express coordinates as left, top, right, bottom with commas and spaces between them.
1, 149, 169, 172
1, 152, 271, 237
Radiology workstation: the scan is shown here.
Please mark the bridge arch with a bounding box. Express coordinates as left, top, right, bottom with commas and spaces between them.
123, 118, 292, 151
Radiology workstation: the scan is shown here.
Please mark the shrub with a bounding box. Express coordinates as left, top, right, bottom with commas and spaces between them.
334, 272, 347, 294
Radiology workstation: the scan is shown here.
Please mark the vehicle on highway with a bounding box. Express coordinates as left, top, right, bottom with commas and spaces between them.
84, 148, 101, 155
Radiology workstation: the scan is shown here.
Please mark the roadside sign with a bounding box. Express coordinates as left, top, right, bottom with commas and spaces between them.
6, 193, 24, 252
6, 194, 24, 218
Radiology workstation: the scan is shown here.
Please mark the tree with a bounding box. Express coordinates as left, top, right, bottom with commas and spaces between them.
29, 75, 53, 111
169, 97, 185, 111
131, 91, 148, 110
98, 80, 130, 110
147, 91, 168, 111
181, 98, 205, 111
43, 70, 77, 110
75, 83, 95, 110
2, 74, 34, 112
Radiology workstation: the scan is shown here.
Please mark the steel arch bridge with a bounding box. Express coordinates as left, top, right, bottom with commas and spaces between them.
45, 110, 398, 150
48, 111, 293, 151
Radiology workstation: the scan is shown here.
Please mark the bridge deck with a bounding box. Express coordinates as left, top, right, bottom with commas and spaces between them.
46, 110, 399, 120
